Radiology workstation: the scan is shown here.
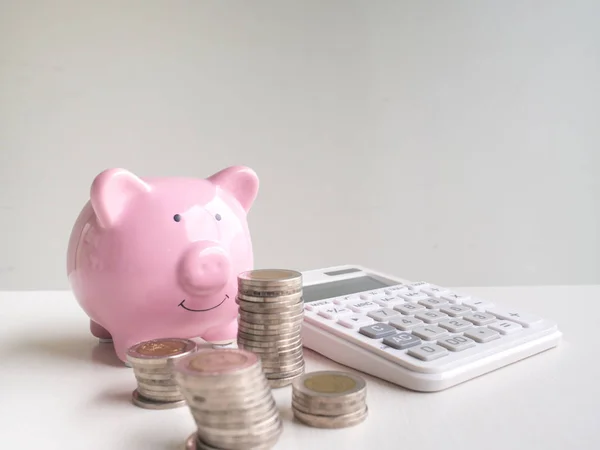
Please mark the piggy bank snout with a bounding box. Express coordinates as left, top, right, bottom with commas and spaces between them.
179, 243, 231, 294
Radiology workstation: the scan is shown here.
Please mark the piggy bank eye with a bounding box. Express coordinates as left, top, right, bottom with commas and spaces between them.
173, 214, 182, 222
215, 213, 222, 221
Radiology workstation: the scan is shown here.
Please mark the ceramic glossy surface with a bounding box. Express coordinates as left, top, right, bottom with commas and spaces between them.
66, 166, 259, 362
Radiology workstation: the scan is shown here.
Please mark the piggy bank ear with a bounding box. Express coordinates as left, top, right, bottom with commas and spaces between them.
90, 168, 151, 228
208, 166, 259, 212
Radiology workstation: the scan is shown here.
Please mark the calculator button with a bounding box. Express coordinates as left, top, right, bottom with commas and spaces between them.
373, 296, 404, 307
348, 301, 380, 313
420, 285, 450, 298
408, 344, 448, 361
359, 323, 397, 339
383, 332, 422, 350
462, 297, 495, 311
400, 291, 429, 302
393, 302, 425, 315
488, 320, 523, 335
338, 315, 374, 329
415, 310, 449, 324
464, 327, 501, 343
440, 304, 471, 317
389, 316, 424, 331
438, 319, 473, 333
384, 285, 409, 295
318, 306, 353, 320
438, 335, 476, 352
333, 295, 361, 305
441, 292, 471, 304
407, 281, 429, 291
360, 290, 386, 301
418, 297, 449, 309
411, 325, 449, 341
305, 300, 333, 311
463, 312, 497, 326
486, 308, 542, 328
368, 308, 401, 322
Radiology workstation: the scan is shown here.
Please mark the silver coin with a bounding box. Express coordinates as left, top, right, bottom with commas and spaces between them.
236, 330, 301, 342
238, 310, 304, 323
236, 345, 302, 358
191, 398, 276, 424
292, 395, 366, 416
237, 324, 302, 336
265, 362, 306, 378
268, 373, 304, 388
192, 401, 278, 429
292, 405, 368, 429
199, 416, 280, 442
258, 349, 304, 363
131, 389, 186, 410
237, 290, 303, 303
237, 298, 304, 312
237, 319, 303, 331
236, 337, 302, 350
238, 316, 304, 327
292, 390, 367, 409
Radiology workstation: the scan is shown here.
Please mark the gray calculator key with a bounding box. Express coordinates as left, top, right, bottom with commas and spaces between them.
383, 332, 422, 350
463, 312, 497, 326
440, 304, 471, 317
438, 318, 473, 333
394, 303, 426, 315
411, 325, 448, 341
415, 310, 449, 324
368, 308, 400, 322
488, 320, 523, 335
408, 344, 449, 361
486, 308, 542, 328
438, 335, 476, 352
373, 296, 404, 307
389, 316, 424, 331
418, 297, 449, 309
464, 327, 501, 343
359, 323, 397, 339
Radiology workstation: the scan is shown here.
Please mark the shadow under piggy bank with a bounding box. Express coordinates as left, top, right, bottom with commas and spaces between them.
3, 332, 127, 368
4, 332, 235, 370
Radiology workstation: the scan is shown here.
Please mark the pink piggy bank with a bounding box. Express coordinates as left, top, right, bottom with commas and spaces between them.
66, 165, 259, 362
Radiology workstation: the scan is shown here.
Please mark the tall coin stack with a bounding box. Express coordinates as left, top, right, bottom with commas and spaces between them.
291, 371, 369, 428
126, 338, 198, 409
236, 269, 305, 388
174, 348, 282, 450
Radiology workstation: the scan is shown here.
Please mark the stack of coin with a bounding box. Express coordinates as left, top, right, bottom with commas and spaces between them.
291, 370, 368, 428
174, 348, 282, 450
235, 269, 305, 388
126, 338, 198, 409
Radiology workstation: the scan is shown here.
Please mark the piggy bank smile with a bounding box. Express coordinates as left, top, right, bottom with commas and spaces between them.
178, 295, 229, 312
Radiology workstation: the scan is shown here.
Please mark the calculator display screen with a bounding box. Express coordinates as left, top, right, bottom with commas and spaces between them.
302, 276, 393, 303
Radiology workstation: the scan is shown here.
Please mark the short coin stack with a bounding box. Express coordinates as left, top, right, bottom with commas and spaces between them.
291, 370, 369, 428
174, 348, 282, 450
126, 338, 198, 409
236, 269, 305, 388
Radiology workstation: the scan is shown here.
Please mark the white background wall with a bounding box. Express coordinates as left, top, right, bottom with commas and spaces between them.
1, 0, 598, 290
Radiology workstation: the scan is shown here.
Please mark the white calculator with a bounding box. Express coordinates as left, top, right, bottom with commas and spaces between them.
300, 265, 562, 392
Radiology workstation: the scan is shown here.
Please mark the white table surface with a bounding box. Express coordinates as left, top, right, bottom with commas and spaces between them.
1, 286, 599, 450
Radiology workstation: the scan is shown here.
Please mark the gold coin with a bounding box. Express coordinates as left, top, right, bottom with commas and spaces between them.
135, 340, 187, 357
238, 268, 302, 283
304, 373, 357, 394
